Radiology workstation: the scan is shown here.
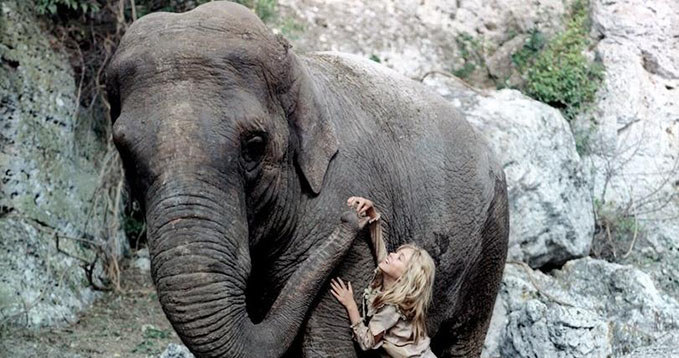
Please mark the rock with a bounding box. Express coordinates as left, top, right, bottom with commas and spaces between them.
0, 1, 124, 328
424, 75, 594, 268
485, 34, 527, 87
620, 222, 679, 302
622, 331, 679, 358
571, 0, 679, 297
503, 300, 610, 358
481, 297, 508, 358
554, 258, 679, 354
133, 248, 151, 273
483, 258, 679, 357
275, 0, 572, 85
159, 343, 195, 358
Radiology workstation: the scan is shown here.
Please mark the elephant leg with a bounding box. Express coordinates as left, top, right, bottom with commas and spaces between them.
433, 179, 509, 357
300, 232, 377, 357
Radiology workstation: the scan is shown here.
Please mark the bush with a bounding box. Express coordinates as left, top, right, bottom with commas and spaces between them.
591, 199, 644, 262
452, 32, 485, 80
233, 0, 277, 22
36, 0, 99, 16
511, 29, 546, 72
521, 0, 604, 120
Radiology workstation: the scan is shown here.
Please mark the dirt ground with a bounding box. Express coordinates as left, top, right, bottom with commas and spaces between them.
0, 262, 183, 358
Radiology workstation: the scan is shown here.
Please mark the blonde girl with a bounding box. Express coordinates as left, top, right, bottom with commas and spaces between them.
331, 196, 437, 358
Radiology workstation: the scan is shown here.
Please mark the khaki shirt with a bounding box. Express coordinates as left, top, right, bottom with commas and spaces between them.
350, 221, 436, 358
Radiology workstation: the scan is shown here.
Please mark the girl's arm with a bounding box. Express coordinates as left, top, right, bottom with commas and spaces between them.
330, 278, 362, 325
347, 196, 388, 264
330, 278, 386, 350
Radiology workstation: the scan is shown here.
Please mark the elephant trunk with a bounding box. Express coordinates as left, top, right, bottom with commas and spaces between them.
146, 177, 361, 358
146, 178, 253, 356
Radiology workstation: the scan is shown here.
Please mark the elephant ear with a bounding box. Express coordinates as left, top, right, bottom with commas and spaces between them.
283, 53, 338, 195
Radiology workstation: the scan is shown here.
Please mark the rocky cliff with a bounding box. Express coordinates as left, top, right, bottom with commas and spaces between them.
0, 0, 125, 329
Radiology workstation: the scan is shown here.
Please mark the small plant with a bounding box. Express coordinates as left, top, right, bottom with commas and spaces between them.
254, 0, 276, 22
132, 326, 171, 354
452, 32, 486, 80
123, 212, 145, 249
234, 0, 278, 22
143, 327, 171, 339
521, 0, 604, 120
369, 54, 382, 63
130, 0, 214, 18
591, 199, 644, 262
132, 340, 161, 354
279, 16, 305, 40
511, 29, 546, 72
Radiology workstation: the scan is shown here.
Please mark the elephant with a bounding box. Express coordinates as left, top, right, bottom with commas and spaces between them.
106, 1, 509, 357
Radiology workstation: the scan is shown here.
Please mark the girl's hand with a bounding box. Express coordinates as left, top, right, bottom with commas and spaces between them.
347, 196, 381, 223
330, 277, 356, 309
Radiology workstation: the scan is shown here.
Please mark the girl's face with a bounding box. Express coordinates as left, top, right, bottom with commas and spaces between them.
379, 247, 415, 280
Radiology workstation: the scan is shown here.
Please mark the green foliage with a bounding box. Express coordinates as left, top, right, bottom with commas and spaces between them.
131, 339, 161, 355
143, 327, 171, 339
233, 0, 277, 22
123, 200, 146, 248
369, 54, 382, 63
511, 29, 546, 72
36, 0, 99, 16
130, 0, 276, 21
131, 326, 171, 354
122, 214, 144, 240
279, 16, 305, 39
255, 0, 276, 22
452, 32, 485, 79
520, 0, 604, 120
131, 0, 212, 18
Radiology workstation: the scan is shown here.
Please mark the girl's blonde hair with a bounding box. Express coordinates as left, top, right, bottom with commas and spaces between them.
370, 243, 436, 342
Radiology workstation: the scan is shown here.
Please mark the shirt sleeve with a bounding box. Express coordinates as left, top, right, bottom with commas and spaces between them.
369, 219, 388, 264
351, 304, 401, 351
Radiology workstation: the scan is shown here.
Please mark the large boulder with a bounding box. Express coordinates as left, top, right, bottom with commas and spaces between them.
571, 0, 679, 296
482, 259, 679, 357
0, 1, 123, 328
275, 0, 572, 84
424, 75, 594, 268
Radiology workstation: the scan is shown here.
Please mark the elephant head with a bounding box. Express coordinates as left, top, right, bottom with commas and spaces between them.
106, 2, 342, 356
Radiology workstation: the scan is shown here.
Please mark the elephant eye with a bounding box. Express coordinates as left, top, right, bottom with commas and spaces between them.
242, 133, 267, 170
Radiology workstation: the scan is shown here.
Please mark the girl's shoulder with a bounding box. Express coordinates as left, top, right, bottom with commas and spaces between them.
364, 287, 406, 320
377, 303, 406, 319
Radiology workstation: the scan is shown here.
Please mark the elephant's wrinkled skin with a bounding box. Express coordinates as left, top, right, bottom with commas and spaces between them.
106, 2, 509, 357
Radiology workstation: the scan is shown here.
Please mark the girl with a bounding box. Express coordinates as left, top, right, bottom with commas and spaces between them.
330, 196, 437, 358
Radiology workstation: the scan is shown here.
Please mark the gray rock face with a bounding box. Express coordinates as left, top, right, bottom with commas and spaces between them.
503, 300, 610, 358
483, 259, 679, 357
276, 0, 571, 84
424, 76, 594, 268
0, 1, 123, 328
572, 0, 679, 298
